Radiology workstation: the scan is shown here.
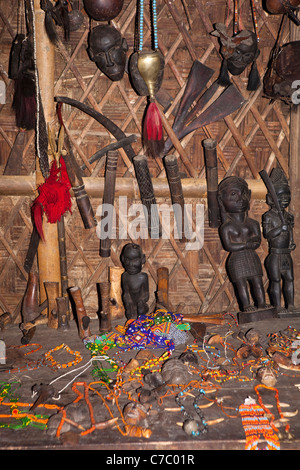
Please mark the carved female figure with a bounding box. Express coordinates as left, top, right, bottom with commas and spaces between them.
218, 176, 267, 312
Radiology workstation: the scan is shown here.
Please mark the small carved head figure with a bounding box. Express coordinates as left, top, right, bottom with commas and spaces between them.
212, 23, 259, 75
88, 24, 128, 81
218, 176, 251, 221
121, 243, 146, 275
211, 23, 260, 90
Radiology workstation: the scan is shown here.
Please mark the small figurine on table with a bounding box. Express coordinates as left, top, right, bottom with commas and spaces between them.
217, 176, 267, 314
121, 243, 149, 320
261, 168, 296, 315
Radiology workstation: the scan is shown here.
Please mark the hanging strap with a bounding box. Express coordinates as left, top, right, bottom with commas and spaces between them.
138, 0, 158, 51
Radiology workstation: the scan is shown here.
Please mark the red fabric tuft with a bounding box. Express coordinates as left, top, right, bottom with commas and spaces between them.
31, 156, 72, 241
144, 102, 163, 141
143, 102, 164, 157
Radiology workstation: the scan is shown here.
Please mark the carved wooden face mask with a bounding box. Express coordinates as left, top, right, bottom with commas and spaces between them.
211, 23, 260, 90
88, 25, 128, 81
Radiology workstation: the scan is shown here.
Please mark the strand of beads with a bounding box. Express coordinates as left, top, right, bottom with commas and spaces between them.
44, 343, 82, 370
175, 385, 208, 438
84, 334, 119, 383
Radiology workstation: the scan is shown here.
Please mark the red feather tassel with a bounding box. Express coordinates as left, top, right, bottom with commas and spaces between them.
31, 157, 72, 241
143, 101, 164, 158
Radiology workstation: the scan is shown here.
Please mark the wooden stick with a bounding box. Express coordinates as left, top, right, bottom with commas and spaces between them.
100, 152, 118, 258
203, 138, 220, 228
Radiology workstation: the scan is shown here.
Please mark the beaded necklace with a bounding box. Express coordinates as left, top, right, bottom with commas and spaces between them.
84, 334, 119, 383
44, 343, 82, 370
175, 385, 208, 438
239, 396, 280, 450
0, 381, 61, 430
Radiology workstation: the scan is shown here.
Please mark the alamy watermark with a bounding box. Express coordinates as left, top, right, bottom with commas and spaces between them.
95, 196, 204, 250
291, 80, 300, 105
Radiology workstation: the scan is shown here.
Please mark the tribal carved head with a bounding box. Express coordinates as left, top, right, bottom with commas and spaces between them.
211, 23, 260, 90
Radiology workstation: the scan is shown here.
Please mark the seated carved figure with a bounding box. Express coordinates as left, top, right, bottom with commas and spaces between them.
217, 176, 267, 312
121, 243, 149, 320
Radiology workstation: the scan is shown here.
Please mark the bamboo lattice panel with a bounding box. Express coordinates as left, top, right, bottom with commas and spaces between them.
0, 0, 292, 320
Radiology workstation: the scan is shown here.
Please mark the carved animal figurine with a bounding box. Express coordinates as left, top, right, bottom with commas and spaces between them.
121, 243, 149, 320
262, 168, 296, 315
217, 176, 267, 313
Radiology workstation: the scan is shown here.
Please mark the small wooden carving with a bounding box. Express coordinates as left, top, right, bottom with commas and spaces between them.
121, 243, 149, 320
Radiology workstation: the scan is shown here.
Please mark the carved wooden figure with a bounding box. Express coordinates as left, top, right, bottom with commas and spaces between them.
217, 176, 267, 313
261, 168, 296, 315
121, 243, 149, 320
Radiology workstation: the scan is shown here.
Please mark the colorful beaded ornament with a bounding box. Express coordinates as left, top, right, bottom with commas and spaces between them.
239, 397, 280, 450
44, 343, 82, 369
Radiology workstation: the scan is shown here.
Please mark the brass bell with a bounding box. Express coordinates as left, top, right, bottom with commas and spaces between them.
137, 50, 163, 99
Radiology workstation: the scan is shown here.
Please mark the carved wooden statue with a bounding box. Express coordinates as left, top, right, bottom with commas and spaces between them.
121, 243, 149, 320
261, 168, 296, 315
217, 176, 267, 313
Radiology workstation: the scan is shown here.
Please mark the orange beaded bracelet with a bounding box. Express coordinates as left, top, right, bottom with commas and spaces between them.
44, 343, 82, 369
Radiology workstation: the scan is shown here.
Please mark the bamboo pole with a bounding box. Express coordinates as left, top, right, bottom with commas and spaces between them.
33, 0, 61, 307
289, 15, 300, 308
0, 176, 268, 200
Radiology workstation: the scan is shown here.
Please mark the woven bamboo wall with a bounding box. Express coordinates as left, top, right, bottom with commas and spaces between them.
0, 0, 293, 321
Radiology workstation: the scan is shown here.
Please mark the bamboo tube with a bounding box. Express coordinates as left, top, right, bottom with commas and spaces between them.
0, 176, 268, 200
44, 281, 59, 329
69, 286, 91, 339
99, 282, 112, 333
109, 267, 125, 320
57, 216, 69, 316
289, 18, 300, 307
33, 0, 61, 306
203, 139, 220, 228
164, 154, 187, 241
133, 155, 161, 239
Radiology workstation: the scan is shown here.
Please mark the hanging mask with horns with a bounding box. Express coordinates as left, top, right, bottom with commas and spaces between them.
211, 23, 260, 91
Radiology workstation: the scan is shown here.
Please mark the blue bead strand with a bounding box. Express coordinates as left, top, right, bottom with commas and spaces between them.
139, 0, 144, 51
152, 0, 158, 49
